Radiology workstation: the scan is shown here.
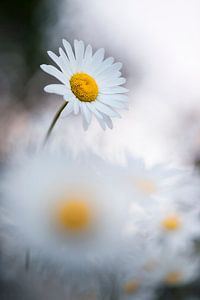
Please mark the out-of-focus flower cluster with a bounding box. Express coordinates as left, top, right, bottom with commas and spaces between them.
1, 144, 200, 300
1, 38, 200, 300
2, 0, 200, 298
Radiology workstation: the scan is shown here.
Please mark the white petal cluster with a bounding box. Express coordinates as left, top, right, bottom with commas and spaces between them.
1, 151, 130, 273
1, 150, 200, 299
41, 40, 129, 130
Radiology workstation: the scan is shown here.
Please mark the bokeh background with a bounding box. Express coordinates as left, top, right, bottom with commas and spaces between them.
1, 0, 200, 299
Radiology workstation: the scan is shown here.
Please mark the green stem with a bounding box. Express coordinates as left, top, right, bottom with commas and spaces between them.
43, 101, 68, 146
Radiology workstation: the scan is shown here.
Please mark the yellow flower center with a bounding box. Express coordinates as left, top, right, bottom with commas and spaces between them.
123, 280, 140, 294
56, 198, 92, 232
164, 272, 182, 285
134, 178, 157, 195
70, 73, 98, 102
161, 215, 181, 231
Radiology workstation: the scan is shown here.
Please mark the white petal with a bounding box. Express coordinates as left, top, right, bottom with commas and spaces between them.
40, 64, 67, 85
100, 86, 129, 94
86, 102, 103, 119
73, 99, 80, 115
109, 77, 126, 84
79, 103, 90, 130
60, 101, 73, 118
94, 101, 121, 118
62, 39, 76, 72
98, 77, 126, 88
82, 103, 92, 124
74, 40, 85, 69
85, 55, 114, 77
82, 115, 89, 131
87, 48, 105, 75
96, 71, 122, 82
99, 94, 129, 103
48, 50, 71, 78
98, 96, 128, 109
59, 48, 73, 76
98, 62, 122, 79
95, 114, 106, 130
63, 91, 76, 102
84, 44, 93, 60
44, 84, 69, 95
102, 113, 113, 129
93, 57, 114, 76
92, 48, 105, 65
47, 51, 62, 69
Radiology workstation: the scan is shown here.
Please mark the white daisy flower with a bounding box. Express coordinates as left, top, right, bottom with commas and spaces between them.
119, 228, 199, 293
118, 253, 157, 298
41, 39, 129, 131
118, 260, 156, 300
144, 196, 200, 250
130, 247, 199, 288
156, 250, 199, 287
1, 150, 130, 275
114, 156, 182, 205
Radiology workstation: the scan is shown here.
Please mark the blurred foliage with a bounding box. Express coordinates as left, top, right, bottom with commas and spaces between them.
157, 283, 200, 300
0, 0, 49, 75
0, 0, 59, 105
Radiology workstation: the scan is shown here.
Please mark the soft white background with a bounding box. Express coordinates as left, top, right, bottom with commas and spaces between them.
44, 0, 200, 166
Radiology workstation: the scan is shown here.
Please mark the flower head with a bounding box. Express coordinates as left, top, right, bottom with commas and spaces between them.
41, 39, 129, 130
1, 150, 130, 274
159, 251, 200, 287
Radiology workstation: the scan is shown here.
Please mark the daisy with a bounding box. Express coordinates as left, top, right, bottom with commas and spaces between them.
1, 150, 131, 275
40, 39, 129, 138
156, 250, 199, 287
134, 246, 199, 288
145, 196, 200, 249
120, 156, 184, 204
118, 254, 157, 298
118, 257, 156, 300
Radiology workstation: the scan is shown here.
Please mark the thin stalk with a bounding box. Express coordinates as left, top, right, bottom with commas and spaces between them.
43, 101, 68, 146
110, 274, 119, 300
25, 249, 30, 271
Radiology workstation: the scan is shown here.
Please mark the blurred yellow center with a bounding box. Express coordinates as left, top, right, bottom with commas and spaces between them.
56, 198, 91, 231
135, 178, 157, 195
162, 215, 181, 231
123, 280, 139, 294
70, 73, 98, 102
164, 272, 182, 285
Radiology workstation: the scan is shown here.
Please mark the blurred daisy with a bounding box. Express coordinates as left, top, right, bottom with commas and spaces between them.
121, 157, 183, 203
146, 197, 200, 249
119, 262, 156, 300
1, 150, 130, 274
132, 247, 199, 288
118, 255, 157, 300
157, 251, 199, 286
41, 39, 128, 131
